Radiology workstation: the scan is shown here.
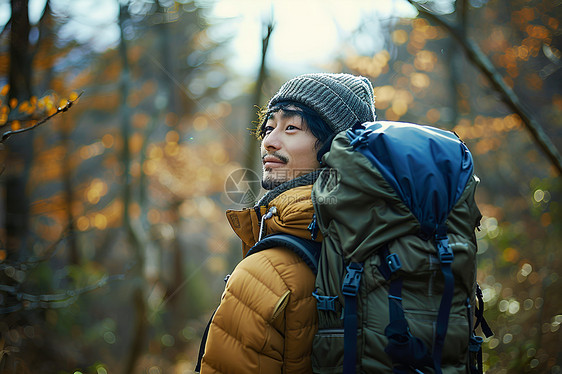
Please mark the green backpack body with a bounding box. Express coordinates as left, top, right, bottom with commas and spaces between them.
310, 122, 491, 374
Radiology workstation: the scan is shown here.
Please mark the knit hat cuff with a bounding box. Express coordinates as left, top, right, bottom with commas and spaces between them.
269, 74, 375, 133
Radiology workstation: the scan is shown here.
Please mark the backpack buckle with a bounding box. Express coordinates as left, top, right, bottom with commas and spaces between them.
386, 253, 402, 273
439, 250, 454, 264
342, 262, 364, 297
469, 335, 484, 352
437, 238, 454, 264
312, 291, 338, 312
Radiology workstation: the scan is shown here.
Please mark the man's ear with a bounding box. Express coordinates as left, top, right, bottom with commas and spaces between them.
316, 133, 337, 164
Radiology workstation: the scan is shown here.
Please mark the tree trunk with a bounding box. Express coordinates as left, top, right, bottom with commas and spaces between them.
154, 1, 185, 317
9, 0, 31, 101
62, 115, 78, 265
5, 0, 33, 255
118, 4, 148, 373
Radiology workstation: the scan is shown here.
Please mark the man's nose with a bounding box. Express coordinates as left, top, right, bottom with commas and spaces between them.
262, 128, 281, 151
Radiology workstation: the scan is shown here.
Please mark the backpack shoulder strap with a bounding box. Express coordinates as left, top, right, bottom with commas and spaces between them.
246, 233, 321, 274
195, 274, 231, 372
194, 308, 217, 372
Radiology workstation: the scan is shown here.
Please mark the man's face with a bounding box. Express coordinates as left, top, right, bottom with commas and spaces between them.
261, 105, 320, 189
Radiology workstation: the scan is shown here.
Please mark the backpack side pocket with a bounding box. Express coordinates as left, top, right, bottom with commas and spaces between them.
312, 235, 346, 373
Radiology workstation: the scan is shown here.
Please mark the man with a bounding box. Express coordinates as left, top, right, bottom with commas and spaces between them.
199, 73, 375, 373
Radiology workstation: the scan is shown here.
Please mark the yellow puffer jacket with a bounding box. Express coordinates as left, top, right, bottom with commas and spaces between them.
200, 184, 320, 374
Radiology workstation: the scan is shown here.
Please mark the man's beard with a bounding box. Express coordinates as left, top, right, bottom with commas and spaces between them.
262, 176, 283, 190
261, 152, 289, 190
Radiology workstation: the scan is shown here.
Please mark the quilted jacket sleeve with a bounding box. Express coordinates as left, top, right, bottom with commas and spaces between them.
200, 247, 317, 374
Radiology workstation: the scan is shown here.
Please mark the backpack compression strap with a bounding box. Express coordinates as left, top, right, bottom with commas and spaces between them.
342, 262, 364, 374
433, 227, 455, 373
376, 231, 455, 374
246, 233, 321, 274
377, 247, 433, 374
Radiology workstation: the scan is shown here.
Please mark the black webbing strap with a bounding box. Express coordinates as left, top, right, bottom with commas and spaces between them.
475, 284, 494, 338
246, 233, 321, 274
378, 248, 432, 374
432, 228, 456, 374
342, 262, 364, 374
194, 308, 217, 372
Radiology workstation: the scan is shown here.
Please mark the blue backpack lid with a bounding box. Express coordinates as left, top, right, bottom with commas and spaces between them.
347, 121, 474, 237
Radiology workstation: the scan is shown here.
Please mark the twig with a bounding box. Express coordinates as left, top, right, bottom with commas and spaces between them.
0, 231, 70, 271
244, 17, 275, 179
0, 92, 83, 144
0, 16, 11, 39
0, 273, 126, 314
406, 0, 562, 176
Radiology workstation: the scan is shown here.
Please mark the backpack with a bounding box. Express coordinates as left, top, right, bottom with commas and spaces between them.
308, 121, 492, 373
196, 120, 492, 373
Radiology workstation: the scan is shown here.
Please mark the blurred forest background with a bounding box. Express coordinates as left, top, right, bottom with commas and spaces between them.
0, 0, 560, 373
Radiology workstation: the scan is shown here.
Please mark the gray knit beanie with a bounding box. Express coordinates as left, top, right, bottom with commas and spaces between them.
268, 73, 376, 133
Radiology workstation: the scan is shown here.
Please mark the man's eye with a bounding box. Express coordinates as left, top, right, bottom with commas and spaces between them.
286, 125, 299, 131
264, 126, 274, 134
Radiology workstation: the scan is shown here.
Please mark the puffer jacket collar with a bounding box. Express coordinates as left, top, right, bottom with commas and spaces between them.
225, 171, 322, 256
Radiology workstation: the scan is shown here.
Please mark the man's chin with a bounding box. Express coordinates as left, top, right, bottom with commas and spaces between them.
261, 170, 288, 190
261, 177, 285, 190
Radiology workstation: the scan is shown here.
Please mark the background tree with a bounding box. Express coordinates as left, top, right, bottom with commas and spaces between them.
0, 0, 236, 372
0, 0, 560, 373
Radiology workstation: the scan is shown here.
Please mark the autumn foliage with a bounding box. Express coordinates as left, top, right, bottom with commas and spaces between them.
0, 0, 560, 373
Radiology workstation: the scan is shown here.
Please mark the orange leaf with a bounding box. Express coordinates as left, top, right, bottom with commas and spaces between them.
0, 85, 9, 96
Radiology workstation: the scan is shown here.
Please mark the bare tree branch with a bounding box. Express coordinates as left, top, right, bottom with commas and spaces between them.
407, 0, 562, 176
1, 92, 83, 144
0, 230, 71, 271
0, 273, 126, 314
244, 17, 275, 180
0, 16, 11, 38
